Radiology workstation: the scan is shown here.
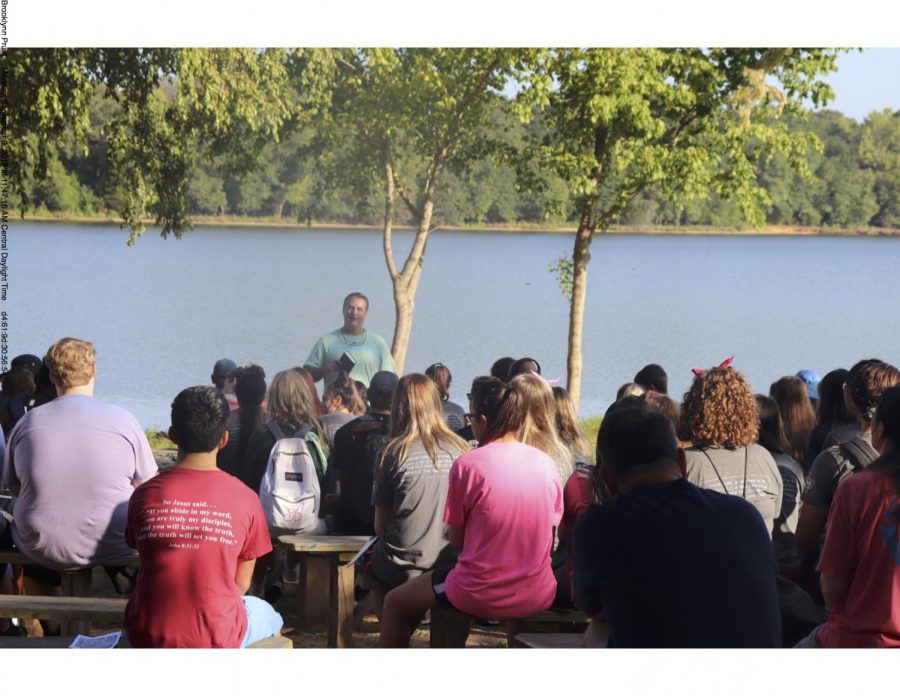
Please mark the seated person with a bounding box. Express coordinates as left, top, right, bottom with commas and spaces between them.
359, 374, 469, 617
330, 371, 397, 534
1, 338, 156, 598
124, 386, 282, 648
378, 374, 564, 648
574, 406, 781, 648
797, 384, 900, 648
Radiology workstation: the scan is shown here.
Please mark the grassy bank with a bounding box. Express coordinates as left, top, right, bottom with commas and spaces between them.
18, 211, 900, 237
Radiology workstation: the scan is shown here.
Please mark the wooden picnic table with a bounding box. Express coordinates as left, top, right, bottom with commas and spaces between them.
277, 534, 370, 649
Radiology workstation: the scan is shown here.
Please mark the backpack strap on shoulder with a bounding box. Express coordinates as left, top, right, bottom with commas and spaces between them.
266, 421, 288, 442
839, 438, 876, 472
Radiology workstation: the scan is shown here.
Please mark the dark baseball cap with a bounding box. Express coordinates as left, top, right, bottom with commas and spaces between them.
369, 371, 399, 406
212, 358, 237, 379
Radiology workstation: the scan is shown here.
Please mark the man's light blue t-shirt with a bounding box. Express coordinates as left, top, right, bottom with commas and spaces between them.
304, 329, 397, 387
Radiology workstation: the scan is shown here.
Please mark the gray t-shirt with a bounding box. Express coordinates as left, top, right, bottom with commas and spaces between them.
1, 394, 157, 569
370, 440, 464, 588
801, 431, 876, 509
319, 412, 355, 451
684, 444, 783, 536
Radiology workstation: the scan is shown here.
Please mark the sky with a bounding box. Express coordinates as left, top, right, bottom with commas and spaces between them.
11, 0, 900, 122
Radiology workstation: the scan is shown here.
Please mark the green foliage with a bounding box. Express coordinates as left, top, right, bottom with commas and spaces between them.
549, 256, 574, 299
145, 430, 176, 450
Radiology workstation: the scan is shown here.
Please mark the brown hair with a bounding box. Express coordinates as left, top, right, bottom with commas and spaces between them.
769, 376, 816, 463
679, 367, 758, 448
643, 391, 681, 433
290, 366, 324, 417
484, 373, 574, 481
267, 370, 323, 440
381, 374, 469, 469
846, 359, 900, 421
323, 373, 366, 416
45, 337, 95, 390
425, 363, 452, 401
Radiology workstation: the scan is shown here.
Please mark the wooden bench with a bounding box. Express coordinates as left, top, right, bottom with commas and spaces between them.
510, 632, 585, 648
0, 550, 139, 635
0, 633, 294, 649
428, 607, 589, 648
277, 533, 369, 649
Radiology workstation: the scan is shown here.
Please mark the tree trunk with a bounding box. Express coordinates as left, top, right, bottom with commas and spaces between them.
390, 198, 433, 374
566, 211, 595, 413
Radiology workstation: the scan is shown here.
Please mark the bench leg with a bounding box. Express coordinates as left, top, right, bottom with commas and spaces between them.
298, 555, 330, 631
328, 562, 354, 648
429, 605, 471, 648
60, 569, 93, 637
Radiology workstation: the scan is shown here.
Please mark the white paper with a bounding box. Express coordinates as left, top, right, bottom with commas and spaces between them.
69, 630, 122, 649
345, 536, 378, 567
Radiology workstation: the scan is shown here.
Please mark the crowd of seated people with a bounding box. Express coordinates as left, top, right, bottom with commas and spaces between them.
2, 334, 898, 649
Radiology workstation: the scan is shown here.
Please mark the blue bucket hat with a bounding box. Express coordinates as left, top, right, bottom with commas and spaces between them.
795, 369, 821, 401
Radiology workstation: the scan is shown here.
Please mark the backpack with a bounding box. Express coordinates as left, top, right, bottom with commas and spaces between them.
838, 437, 878, 473
258, 422, 326, 534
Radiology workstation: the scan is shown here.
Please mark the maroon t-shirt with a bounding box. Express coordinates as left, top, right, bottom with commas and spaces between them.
124, 467, 272, 648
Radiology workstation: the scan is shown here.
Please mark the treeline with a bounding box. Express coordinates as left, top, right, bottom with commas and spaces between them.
15, 87, 900, 230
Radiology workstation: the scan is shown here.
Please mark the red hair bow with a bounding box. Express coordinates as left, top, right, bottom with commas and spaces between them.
691, 356, 734, 377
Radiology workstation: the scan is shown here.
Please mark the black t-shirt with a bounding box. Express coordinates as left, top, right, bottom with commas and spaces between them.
573, 478, 781, 648
331, 412, 391, 535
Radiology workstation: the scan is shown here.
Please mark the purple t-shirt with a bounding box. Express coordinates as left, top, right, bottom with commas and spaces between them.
1, 395, 157, 569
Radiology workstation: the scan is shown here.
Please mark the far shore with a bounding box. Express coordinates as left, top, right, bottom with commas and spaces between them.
16, 212, 900, 237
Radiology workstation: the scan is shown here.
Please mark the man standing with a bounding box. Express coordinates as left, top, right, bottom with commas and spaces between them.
573, 406, 781, 648
1, 337, 157, 595
305, 292, 397, 388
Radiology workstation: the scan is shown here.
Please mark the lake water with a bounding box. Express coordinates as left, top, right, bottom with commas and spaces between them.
6, 221, 900, 428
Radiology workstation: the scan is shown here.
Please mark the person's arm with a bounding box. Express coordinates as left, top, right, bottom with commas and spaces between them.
448, 524, 465, 549
306, 362, 339, 383
374, 506, 389, 536
796, 502, 828, 564
235, 559, 256, 595
820, 573, 849, 611
1, 430, 19, 495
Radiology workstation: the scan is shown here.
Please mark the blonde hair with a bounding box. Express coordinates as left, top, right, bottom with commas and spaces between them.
381, 374, 469, 469
485, 373, 574, 481
266, 369, 323, 440
45, 337, 95, 390
552, 386, 594, 465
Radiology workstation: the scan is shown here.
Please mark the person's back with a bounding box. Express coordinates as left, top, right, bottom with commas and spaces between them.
371, 440, 464, 585
5, 393, 156, 568
125, 465, 270, 647
575, 479, 780, 647
331, 412, 390, 534
574, 406, 780, 648
124, 386, 280, 648
444, 440, 563, 619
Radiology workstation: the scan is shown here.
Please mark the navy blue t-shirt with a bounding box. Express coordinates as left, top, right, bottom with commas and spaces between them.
573, 478, 781, 648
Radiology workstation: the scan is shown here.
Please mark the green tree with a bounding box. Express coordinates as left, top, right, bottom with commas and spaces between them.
8, 48, 334, 242
321, 48, 533, 371
516, 48, 842, 409
859, 109, 900, 228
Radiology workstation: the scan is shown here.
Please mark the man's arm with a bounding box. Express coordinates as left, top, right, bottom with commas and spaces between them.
235, 559, 256, 595
305, 362, 338, 383
820, 572, 849, 611
304, 337, 338, 383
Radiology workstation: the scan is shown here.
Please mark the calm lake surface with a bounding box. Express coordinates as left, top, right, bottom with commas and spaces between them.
7, 221, 900, 428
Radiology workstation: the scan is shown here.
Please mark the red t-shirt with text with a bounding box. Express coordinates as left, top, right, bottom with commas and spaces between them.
124, 467, 272, 648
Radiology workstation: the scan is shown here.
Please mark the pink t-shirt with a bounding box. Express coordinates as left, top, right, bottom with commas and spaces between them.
443, 441, 563, 620
817, 468, 900, 648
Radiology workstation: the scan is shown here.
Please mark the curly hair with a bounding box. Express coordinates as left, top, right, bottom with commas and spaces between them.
679, 367, 758, 448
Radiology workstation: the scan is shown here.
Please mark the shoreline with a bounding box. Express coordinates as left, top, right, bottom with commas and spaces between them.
15, 213, 900, 237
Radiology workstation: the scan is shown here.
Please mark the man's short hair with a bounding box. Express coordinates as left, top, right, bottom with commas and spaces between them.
343, 292, 369, 310
634, 364, 668, 394
170, 386, 230, 454
597, 407, 678, 483
45, 337, 96, 390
